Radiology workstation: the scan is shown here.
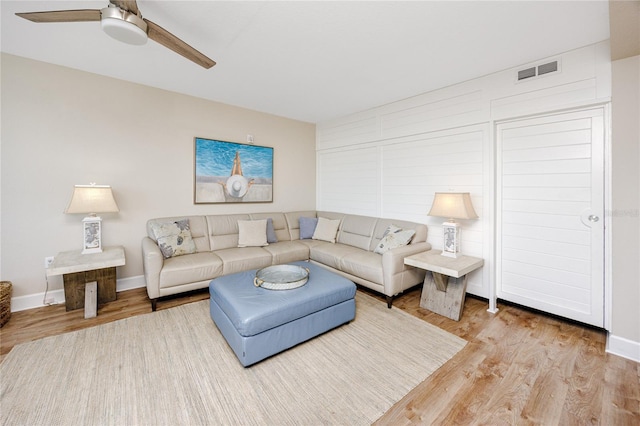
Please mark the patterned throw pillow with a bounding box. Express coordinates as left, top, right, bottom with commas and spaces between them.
374, 225, 416, 254
382, 224, 402, 237
150, 219, 197, 259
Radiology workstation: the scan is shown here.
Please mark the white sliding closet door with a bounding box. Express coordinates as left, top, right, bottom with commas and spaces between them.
496, 108, 605, 327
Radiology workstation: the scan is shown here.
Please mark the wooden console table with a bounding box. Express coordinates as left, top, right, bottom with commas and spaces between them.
46, 246, 125, 318
404, 250, 483, 321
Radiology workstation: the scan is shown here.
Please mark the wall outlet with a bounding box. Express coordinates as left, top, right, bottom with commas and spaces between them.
44, 256, 54, 269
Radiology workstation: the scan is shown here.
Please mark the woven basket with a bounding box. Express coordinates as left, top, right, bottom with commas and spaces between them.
0, 281, 12, 327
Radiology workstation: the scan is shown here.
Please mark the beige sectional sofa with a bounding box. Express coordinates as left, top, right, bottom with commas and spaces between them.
142, 211, 430, 311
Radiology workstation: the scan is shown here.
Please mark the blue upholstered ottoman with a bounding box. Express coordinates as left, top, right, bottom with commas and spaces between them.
209, 261, 356, 367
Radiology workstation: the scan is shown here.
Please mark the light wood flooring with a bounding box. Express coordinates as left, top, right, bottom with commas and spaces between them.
1, 286, 638, 425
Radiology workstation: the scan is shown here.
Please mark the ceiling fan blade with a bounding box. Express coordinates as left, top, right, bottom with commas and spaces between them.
109, 0, 140, 16
144, 19, 216, 69
15, 10, 101, 23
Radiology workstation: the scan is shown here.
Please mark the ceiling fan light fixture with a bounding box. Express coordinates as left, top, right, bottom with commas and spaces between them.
100, 6, 147, 45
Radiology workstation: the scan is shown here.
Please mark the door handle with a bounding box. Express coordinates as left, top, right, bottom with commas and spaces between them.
580, 209, 601, 227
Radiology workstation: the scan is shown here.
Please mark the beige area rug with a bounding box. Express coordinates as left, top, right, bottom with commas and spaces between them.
1, 292, 466, 425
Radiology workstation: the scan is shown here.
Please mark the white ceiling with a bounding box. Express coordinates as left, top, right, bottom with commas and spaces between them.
1, 1, 610, 123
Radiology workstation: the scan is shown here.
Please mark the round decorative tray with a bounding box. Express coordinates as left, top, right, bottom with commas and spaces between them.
254, 265, 310, 290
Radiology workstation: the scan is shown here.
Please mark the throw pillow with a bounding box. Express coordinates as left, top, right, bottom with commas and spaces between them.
266, 218, 278, 243
381, 224, 402, 237
150, 219, 197, 259
299, 217, 318, 239
374, 225, 416, 254
312, 217, 341, 243
238, 219, 269, 247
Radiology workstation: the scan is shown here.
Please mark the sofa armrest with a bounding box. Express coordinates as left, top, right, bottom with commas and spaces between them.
142, 236, 164, 299
381, 241, 431, 276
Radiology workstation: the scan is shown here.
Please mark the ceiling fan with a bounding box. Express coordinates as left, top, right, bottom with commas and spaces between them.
15, 0, 215, 69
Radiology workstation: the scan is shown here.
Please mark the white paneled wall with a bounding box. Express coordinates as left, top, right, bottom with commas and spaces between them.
381, 127, 488, 295
318, 125, 490, 296
379, 89, 485, 140
379, 128, 484, 241
317, 147, 379, 215
316, 41, 611, 300
316, 112, 379, 150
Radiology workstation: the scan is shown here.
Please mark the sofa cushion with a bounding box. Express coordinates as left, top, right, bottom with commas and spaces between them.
337, 214, 377, 251
296, 239, 327, 249
206, 214, 251, 250
339, 250, 384, 285
310, 242, 364, 270
159, 252, 223, 289
262, 241, 310, 264
214, 247, 272, 275
299, 217, 318, 239
373, 225, 416, 254
312, 217, 341, 243
237, 219, 269, 247
149, 219, 197, 259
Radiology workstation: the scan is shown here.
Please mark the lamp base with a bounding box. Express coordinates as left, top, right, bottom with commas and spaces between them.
441, 250, 459, 258
441, 221, 460, 258
82, 216, 103, 254
82, 247, 103, 255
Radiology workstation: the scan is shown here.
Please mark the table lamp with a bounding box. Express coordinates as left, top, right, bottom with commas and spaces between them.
428, 192, 478, 258
64, 184, 119, 254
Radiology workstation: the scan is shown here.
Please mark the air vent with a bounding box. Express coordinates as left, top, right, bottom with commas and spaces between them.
537, 61, 558, 75
517, 67, 536, 81
516, 60, 560, 82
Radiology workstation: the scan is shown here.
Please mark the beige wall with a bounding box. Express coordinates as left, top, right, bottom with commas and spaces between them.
610, 54, 640, 345
1, 53, 316, 299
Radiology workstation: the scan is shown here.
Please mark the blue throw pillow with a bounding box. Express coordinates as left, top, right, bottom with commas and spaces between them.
266, 218, 278, 243
299, 217, 318, 239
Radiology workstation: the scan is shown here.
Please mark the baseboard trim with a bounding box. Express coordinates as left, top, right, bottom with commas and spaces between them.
10, 275, 146, 312
606, 333, 640, 362
116, 275, 146, 293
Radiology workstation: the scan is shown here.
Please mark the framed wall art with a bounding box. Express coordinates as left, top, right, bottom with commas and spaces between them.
194, 137, 274, 204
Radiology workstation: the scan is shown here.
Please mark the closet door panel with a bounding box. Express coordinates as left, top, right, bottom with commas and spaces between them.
496, 108, 604, 327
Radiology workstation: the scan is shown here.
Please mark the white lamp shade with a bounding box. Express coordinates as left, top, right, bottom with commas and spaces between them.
428, 192, 478, 220
65, 185, 120, 215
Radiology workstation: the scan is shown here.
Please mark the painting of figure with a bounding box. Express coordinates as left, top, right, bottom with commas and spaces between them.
194, 138, 273, 203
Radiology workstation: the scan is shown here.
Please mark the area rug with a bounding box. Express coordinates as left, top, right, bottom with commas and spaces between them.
0, 292, 466, 425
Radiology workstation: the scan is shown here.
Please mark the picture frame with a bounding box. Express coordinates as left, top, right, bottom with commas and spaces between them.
194, 137, 274, 204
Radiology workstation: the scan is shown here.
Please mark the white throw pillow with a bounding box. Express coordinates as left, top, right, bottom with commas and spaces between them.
312, 217, 341, 243
237, 219, 269, 247
374, 226, 415, 254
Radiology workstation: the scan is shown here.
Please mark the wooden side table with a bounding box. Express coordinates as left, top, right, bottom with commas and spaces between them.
46, 246, 125, 318
404, 250, 483, 321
